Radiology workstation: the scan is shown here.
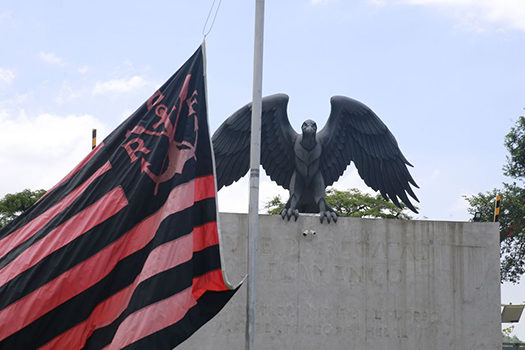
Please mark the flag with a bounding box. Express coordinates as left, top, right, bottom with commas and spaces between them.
0, 45, 237, 349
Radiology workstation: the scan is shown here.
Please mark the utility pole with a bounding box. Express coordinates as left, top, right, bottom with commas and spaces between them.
246, 0, 265, 349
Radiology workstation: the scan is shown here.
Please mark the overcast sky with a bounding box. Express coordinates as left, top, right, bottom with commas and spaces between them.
1, 0, 524, 339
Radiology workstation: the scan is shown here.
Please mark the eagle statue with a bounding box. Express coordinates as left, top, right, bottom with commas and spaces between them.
212, 94, 419, 223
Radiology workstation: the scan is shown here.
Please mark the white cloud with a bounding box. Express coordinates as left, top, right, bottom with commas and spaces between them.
39, 51, 64, 66
0, 11, 12, 22
0, 93, 30, 111
0, 68, 15, 85
328, 164, 378, 197
381, 0, 525, 33
0, 110, 106, 196
450, 194, 471, 220
217, 176, 249, 213
55, 82, 83, 104
92, 76, 148, 95
78, 65, 89, 74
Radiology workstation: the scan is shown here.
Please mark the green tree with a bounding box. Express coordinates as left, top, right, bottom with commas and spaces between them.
465, 115, 525, 283
265, 188, 415, 219
503, 116, 525, 180
0, 189, 46, 229
265, 195, 287, 215
465, 184, 525, 282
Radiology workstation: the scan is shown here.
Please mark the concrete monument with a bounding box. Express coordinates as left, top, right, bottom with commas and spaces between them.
178, 214, 501, 350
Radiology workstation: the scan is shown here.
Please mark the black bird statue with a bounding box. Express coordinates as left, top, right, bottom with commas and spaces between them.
212, 94, 419, 223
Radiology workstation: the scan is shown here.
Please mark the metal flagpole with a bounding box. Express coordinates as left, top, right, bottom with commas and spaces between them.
246, 0, 265, 349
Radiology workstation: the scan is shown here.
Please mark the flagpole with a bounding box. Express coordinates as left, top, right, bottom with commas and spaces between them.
246, 0, 265, 349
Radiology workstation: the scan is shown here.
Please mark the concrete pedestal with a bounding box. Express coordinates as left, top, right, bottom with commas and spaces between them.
179, 214, 501, 350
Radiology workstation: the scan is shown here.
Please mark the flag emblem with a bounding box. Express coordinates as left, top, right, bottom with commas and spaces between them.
0, 45, 236, 349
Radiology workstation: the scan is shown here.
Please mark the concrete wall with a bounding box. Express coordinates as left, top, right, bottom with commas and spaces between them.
179, 214, 501, 350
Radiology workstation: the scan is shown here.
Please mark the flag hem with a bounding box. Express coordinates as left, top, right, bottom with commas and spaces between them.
202, 39, 246, 291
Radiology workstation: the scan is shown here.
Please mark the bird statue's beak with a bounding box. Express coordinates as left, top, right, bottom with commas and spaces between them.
304, 126, 315, 135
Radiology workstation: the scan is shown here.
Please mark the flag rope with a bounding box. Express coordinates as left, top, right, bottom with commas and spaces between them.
202, 0, 223, 38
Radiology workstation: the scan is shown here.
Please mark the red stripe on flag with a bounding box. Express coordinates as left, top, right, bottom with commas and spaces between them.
194, 174, 215, 201
192, 269, 228, 300
40, 142, 105, 201
104, 287, 197, 350
0, 161, 112, 260
0, 176, 215, 342
193, 222, 219, 252
0, 186, 128, 286
40, 213, 221, 349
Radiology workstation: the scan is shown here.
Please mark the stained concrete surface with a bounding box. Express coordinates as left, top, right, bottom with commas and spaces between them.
179, 214, 501, 350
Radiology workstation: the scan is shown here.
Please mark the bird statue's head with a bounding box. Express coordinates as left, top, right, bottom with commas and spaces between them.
301, 119, 317, 136
300, 119, 317, 150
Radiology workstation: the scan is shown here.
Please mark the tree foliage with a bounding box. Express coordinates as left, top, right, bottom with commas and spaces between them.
265, 188, 415, 219
465, 116, 525, 283
504, 116, 525, 180
465, 184, 525, 282
265, 195, 287, 215
0, 189, 46, 229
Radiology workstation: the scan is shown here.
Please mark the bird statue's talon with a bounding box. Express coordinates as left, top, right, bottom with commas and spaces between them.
319, 210, 338, 224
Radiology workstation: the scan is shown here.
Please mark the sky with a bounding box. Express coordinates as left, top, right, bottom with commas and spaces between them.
1, 0, 524, 339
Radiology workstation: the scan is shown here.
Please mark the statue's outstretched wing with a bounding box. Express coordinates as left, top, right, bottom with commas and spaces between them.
317, 96, 419, 212
212, 93, 297, 190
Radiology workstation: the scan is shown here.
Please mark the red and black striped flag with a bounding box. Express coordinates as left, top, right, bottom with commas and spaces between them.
0, 45, 236, 349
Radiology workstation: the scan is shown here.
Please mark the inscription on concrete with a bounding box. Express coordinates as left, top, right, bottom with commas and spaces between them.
179, 214, 501, 350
